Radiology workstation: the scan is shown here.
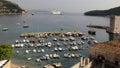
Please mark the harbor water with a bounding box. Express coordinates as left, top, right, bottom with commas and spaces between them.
0, 10, 109, 68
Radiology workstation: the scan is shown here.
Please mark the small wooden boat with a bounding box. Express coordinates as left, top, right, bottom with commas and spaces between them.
47, 42, 52, 47
74, 54, 79, 58
58, 47, 63, 51
88, 24, 96, 35
93, 40, 98, 43
71, 54, 75, 58
44, 64, 54, 68
69, 36, 75, 41
40, 56, 47, 60
51, 53, 59, 59
33, 49, 37, 53
52, 62, 62, 68
41, 49, 45, 53
23, 21, 29, 28
64, 53, 71, 58
53, 38, 57, 41
36, 58, 41, 62
25, 50, 29, 54
27, 57, 32, 61
88, 30, 96, 35
54, 47, 58, 51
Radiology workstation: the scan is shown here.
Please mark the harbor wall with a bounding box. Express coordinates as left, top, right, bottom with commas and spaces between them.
90, 43, 120, 66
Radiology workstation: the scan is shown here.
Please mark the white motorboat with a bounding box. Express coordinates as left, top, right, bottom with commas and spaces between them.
52, 10, 62, 15
2, 28, 8, 31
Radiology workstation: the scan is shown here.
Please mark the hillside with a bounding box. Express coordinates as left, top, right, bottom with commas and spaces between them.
0, 0, 26, 14
84, 6, 120, 16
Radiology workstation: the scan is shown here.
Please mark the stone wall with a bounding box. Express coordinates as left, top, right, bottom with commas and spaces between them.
90, 46, 120, 65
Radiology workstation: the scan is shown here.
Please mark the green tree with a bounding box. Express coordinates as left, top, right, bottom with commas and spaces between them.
0, 44, 13, 60
84, 6, 120, 16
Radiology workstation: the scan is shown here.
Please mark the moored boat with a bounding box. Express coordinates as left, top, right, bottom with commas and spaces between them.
27, 57, 32, 61
44, 64, 54, 68
36, 58, 41, 62
93, 40, 98, 43
52, 62, 62, 68
23, 21, 29, 28
88, 30, 96, 35
2, 28, 8, 31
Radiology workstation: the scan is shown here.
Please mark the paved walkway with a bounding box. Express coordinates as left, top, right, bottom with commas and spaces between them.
71, 62, 92, 68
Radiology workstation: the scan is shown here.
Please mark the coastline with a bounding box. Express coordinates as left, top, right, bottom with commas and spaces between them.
0, 10, 28, 16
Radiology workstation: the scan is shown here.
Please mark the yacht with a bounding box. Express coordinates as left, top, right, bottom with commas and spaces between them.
52, 10, 62, 15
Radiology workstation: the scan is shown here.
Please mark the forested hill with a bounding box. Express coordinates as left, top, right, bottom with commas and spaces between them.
0, 0, 26, 14
84, 6, 120, 16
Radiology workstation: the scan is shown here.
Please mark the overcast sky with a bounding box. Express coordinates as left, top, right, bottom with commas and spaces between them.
9, 0, 120, 13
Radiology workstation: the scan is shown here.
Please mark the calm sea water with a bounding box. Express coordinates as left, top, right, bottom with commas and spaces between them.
0, 10, 110, 68
0, 10, 109, 43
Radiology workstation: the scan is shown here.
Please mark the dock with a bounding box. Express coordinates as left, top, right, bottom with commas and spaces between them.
87, 25, 109, 29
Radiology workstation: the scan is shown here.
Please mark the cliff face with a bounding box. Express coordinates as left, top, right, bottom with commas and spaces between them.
84, 6, 120, 16
0, 0, 26, 14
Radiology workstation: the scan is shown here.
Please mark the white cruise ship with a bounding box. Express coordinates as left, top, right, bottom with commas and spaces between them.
52, 10, 62, 15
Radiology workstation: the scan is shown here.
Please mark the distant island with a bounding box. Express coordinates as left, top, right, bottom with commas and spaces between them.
0, 0, 27, 15
84, 6, 120, 16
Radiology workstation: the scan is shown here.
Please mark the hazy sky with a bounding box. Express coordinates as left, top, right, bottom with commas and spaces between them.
9, 0, 120, 13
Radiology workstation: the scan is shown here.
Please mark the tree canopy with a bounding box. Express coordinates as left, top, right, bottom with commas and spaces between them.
0, 44, 13, 60
0, 0, 24, 13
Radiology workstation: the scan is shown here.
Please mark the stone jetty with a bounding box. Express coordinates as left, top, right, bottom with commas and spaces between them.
20, 31, 85, 38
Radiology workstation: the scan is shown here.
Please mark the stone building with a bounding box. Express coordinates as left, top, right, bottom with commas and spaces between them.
90, 39, 120, 67
108, 16, 120, 33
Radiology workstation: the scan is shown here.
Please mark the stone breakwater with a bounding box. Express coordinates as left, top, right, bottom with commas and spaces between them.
20, 31, 85, 38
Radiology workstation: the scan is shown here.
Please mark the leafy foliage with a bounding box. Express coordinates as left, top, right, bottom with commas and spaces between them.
84, 6, 120, 16
0, 44, 13, 60
0, 0, 24, 13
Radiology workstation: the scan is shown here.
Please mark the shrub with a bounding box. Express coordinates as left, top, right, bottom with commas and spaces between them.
0, 44, 13, 60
